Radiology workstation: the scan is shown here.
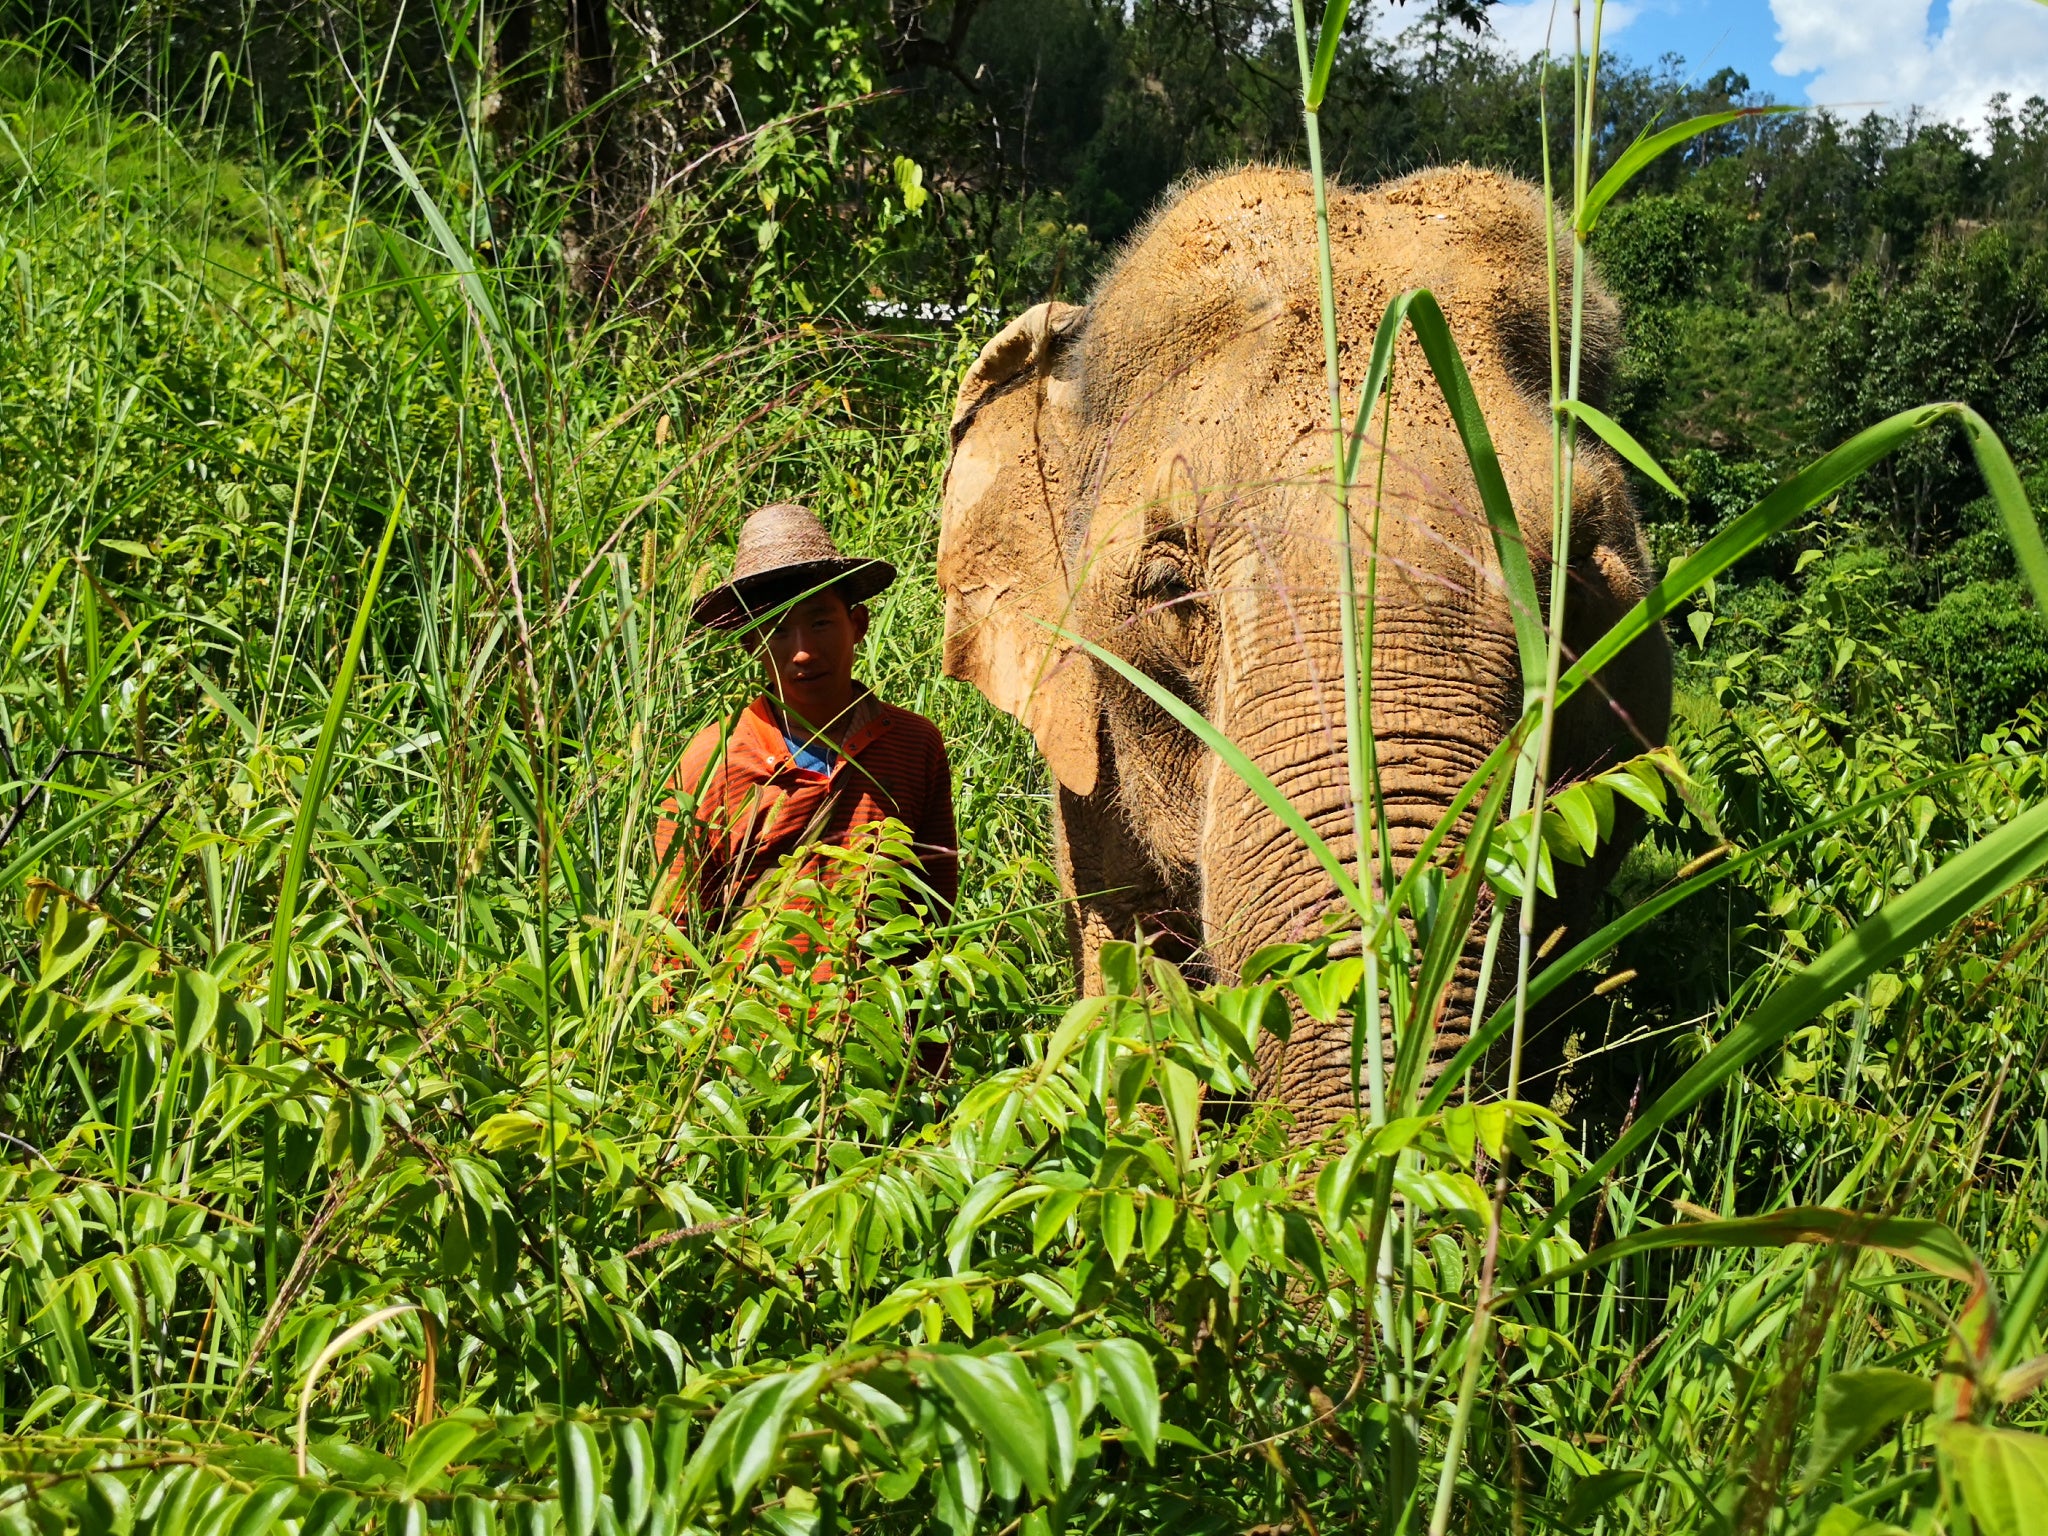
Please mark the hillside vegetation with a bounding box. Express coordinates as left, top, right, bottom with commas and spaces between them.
4, 5, 2048, 1536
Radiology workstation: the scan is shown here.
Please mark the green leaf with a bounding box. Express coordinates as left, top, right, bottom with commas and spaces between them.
83, 1473, 129, 1536
1577, 106, 1799, 237
1530, 795, 2048, 1241
947, 1170, 1018, 1275
1551, 784, 1600, 856
892, 155, 928, 213
1032, 1185, 1087, 1255
1315, 1138, 1371, 1228
1502, 1206, 1983, 1304
1016, 1272, 1076, 1317
1814, 1508, 1909, 1536
557, 1419, 603, 1536
299, 1494, 356, 1536
1157, 1059, 1200, 1173
1098, 941, 1140, 997
1092, 1338, 1160, 1464
1805, 1367, 1931, 1480
1559, 399, 1684, 499
403, 1417, 479, 1496
1939, 1423, 2048, 1536
1558, 1469, 1642, 1532
924, 1351, 1054, 1502
1101, 1190, 1137, 1272
36, 901, 106, 993
936, 1279, 976, 1340
171, 967, 219, 1056
224, 1481, 298, 1536
933, 1418, 983, 1536
612, 1418, 654, 1536
1429, 762, 1984, 1108
678, 1366, 822, 1518
1191, 996, 1255, 1066
1039, 996, 1110, 1080
1141, 1192, 1177, 1259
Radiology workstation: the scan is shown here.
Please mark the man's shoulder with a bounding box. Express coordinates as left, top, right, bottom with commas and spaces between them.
676, 700, 776, 786
873, 701, 946, 751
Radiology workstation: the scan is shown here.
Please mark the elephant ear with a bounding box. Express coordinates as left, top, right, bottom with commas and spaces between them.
939, 301, 1101, 796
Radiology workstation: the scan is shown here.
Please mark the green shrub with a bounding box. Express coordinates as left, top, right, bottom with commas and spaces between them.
1595, 193, 1731, 309
1899, 579, 2048, 743
1809, 228, 2048, 549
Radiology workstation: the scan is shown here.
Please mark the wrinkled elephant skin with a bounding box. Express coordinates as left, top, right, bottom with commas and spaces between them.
938, 165, 1672, 1132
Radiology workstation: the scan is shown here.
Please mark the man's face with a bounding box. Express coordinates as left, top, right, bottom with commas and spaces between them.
758, 589, 868, 723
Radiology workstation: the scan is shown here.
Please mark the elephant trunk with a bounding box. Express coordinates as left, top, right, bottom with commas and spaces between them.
1199, 655, 1514, 1132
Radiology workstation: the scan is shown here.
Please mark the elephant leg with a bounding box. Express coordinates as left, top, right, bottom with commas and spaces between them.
1051, 742, 1201, 994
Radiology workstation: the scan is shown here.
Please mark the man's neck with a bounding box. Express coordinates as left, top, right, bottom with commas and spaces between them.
776, 682, 861, 745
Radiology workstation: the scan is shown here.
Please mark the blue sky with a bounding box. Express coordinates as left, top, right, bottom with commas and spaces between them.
1583, 0, 1808, 94
1455, 0, 2048, 131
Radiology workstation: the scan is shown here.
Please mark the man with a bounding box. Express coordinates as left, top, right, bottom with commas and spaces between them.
655, 502, 958, 934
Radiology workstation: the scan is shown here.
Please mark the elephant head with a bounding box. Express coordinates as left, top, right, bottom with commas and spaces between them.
939, 165, 1671, 1126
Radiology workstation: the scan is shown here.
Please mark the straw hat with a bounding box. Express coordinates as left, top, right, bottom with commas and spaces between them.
691, 502, 896, 631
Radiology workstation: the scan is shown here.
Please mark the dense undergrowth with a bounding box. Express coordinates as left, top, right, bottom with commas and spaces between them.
5, 13, 2048, 1536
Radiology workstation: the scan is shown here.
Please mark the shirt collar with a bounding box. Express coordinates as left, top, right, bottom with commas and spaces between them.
740, 685, 888, 774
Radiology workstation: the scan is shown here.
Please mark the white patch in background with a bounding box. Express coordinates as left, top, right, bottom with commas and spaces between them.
1482, 0, 1644, 58
1771, 0, 2048, 132
1365, 0, 1643, 57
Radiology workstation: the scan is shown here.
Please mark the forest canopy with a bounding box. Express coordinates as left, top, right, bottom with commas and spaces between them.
20, 0, 2044, 733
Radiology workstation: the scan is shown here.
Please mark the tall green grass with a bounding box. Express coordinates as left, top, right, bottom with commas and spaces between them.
3, 8, 2048, 1536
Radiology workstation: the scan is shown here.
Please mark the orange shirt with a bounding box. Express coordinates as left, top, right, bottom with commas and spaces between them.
654, 689, 959, 926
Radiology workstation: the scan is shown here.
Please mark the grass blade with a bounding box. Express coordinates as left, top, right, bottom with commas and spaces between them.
1498, 1206, 1985, 1305
1577, 106, 1799, 238
374, 120, 506, 343
1958, 405, 2048, 613
266, 496, 404, 1041
1339, 289, 1545, 700
1558, 399, 1684, 500
1306, 0, 1354, 109
1394, 747, 1515, 1106
1557, 404, 1956, 715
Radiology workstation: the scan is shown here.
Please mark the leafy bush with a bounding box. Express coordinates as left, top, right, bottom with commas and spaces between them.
1809, 229, 2048, 550
1595, 193, 1731, 309
1898, 580, 2048, 744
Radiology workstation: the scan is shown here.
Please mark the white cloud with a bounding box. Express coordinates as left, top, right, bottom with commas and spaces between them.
1483, 1, 1643, 59
1771, 0, 2048, 129
1364, 0, 1641, 57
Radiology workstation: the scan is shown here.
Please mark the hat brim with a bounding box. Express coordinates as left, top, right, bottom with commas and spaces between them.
692, 557, 897, 631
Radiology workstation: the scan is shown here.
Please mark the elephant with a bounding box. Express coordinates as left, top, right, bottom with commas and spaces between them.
937, 164, 1672, 1128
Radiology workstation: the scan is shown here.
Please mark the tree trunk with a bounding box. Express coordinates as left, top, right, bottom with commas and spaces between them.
562, 0, 616, 295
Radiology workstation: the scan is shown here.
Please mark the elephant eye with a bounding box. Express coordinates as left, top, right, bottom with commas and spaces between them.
1137, 554, 1194, 609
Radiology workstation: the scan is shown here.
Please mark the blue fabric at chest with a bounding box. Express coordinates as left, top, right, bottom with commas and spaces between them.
783, 729, 836, 776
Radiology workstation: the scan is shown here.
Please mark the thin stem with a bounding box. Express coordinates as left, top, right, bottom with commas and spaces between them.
1430, 9, 1603, 1530
1290, 0, 1375, 939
